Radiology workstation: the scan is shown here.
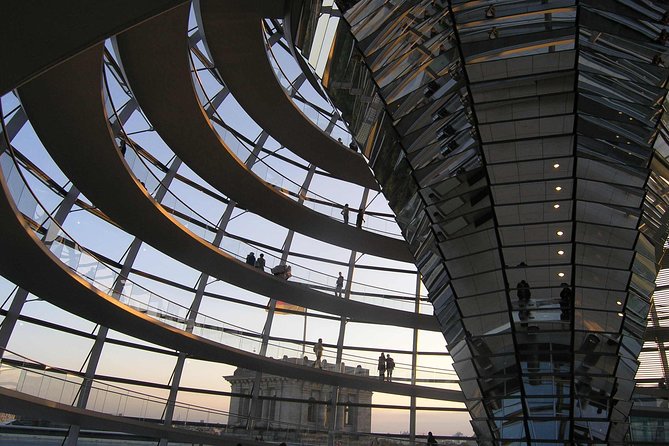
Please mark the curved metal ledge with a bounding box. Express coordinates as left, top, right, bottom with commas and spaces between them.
113, 4, 412, 262
0, 0, 187, 95
196, 0, 379, 190
17, 44, 435, 332
0, 387, 233, 446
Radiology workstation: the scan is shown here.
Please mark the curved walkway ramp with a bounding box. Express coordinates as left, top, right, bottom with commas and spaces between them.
644, 326, 669, 342
0, 167, 461, 402
0, 387, 236, 446
1, 0, 187, 95
196, 0, 378, 190
113, 4, 411, 263
1, 384, 662, 446
17, 44, 436, 333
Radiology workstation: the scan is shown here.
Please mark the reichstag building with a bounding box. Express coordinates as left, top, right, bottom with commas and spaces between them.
1, 1, 668, 445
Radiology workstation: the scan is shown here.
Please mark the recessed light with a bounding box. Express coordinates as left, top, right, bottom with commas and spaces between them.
553, 204, 560, 209
616, 301, 622, 306
629, 117, 633, 121
556, 230, 564, 236
626, 141, 631, 145
553, 163, 560, 168
615, 135, 620, 138
557, 250, 565, 255
617, 312, 624, 317
555, 186, 562, 191
558, 272, 565, 277
618, 111, 623, 115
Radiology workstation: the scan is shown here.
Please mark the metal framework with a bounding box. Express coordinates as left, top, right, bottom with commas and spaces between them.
0, 1, 669, 446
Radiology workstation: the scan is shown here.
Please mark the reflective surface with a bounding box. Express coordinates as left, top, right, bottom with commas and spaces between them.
321, 0, 669, 443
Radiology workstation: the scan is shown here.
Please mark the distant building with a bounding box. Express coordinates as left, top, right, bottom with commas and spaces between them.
226, 356, 372, 433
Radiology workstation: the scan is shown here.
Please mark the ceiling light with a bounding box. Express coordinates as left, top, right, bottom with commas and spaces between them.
618, 111, 623, 115
616, 301, 622, 306
615, 135, 620, 138
617, 312, 624, 317
557, 250, 565, 255
553, 204, 560, 209
556, 230, 564, 236
555, 186, 562, 191
553, 163, 560, 168
558, 272, 565, 277
629, 117, 633, 121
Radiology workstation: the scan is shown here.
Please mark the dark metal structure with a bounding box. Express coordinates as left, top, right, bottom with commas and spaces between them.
314, 0, 669, 444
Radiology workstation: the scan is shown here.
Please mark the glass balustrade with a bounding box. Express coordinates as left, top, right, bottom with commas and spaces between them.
185, 35, 402, 238
0, 149, 454, 388
0, 350, 466, 444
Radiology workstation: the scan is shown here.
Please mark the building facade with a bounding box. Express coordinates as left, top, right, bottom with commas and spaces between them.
226, 357, 372, 433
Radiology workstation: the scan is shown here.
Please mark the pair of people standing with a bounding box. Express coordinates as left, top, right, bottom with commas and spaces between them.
245, 252, 265, 271
377, 352, 395, 381
340, 204, 365, 229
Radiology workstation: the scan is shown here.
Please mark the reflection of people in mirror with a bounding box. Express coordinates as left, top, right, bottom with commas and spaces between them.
560, 283, 572, 321
516, 279, 531, 327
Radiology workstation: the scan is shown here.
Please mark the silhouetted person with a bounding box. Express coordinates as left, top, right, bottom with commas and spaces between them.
427, 432, 437, 446
356, 210, 365, 229
377, 352, 386, 381
385, 354, 395, 382
313, 338, 324, 368
335, 272, 344, 297
560, 283, 572, 321
255, 253, 265, 271
246, 252, 256, 266
119, 140, 127, 156
517, 279, 531, 327
341, 204, 350, 224
349, 141, 358, 152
